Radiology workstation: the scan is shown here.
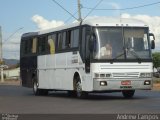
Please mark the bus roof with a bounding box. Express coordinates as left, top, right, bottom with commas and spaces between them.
21, 32, 38, 38
38, 17, 148, 35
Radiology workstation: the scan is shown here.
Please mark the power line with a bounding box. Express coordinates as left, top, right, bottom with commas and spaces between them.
82, 1, 160, 11
3, 27, 23, 44
52, 0, 79, 21
83, 0, 103, 21
3, 51, 19, 53
3, 42, 20, 44
64, 10, 79, 23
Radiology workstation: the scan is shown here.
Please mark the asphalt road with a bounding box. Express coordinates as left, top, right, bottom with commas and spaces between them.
0, 85, 160, 114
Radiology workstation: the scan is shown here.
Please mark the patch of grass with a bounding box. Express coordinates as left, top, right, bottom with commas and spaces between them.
153, 77, 160, 83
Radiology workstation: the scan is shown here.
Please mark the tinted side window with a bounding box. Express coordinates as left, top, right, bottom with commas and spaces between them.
24, 38, 32, 55
21, 39, 26, 56
38, 36, 49, 54
21, 37, 38, 56
58, 32, 68, 50
71, 29, 79, 48
62, 32, 66, 49
66, 30, 71, 49
58, 33, 63, 50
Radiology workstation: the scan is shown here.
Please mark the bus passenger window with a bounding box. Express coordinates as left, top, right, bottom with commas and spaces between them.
66, 30, 71, 48
58, 33, 62, 50
71, 29, 79, 48
24, 40, 28, 54
21, 40, 25, 56
24, 39, 32, 55
62, 32, 66, 49
38, 37, 47, 54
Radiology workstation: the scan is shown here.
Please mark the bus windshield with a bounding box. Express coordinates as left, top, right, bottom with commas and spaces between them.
93, 27, 151, 60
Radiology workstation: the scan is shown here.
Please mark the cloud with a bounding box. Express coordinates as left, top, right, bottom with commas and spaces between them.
32, 15, 64, 30
121, 13, 160, 51
108, 2, 121, 9
107, 2, 121, 16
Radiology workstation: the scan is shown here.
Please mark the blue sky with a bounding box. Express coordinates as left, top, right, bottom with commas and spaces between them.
0, 0, 160, 59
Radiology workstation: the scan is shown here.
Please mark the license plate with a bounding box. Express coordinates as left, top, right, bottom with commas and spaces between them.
121, 80, 131, 86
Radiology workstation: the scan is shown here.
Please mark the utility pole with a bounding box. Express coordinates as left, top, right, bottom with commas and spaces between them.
0, 26, 4, 83
0, 27, 23, 83
78, 0, 82, 22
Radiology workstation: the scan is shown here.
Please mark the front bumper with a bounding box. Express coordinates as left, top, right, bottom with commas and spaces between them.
93, 78, 152, 91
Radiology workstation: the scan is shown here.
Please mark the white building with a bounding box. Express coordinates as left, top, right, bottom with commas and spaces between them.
4, 67, 20, 79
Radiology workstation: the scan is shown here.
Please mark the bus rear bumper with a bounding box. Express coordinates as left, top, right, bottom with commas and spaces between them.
93, 78, 152, 91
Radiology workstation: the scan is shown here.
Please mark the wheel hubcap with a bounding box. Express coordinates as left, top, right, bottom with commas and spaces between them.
34, 82, 38, 93
76, 82, 82, 97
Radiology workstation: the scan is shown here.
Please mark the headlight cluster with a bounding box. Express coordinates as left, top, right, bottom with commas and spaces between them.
94, 73, 111, 78
140, 73, 152, 78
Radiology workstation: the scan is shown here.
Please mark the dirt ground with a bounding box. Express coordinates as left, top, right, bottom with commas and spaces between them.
153, 83, 160, 91
0, 79, 20, 85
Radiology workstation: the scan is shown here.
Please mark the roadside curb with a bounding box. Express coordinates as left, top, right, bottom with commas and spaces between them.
0, 80, 20, 86
153, 83, 160, 91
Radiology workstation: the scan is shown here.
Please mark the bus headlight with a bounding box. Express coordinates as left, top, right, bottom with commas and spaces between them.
100, 81, 107, 86
140, 73, 152, 78
144, 80, 151, 85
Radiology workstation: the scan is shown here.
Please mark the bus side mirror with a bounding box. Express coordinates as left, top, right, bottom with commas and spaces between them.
149, 33, 155, 49
151, 40, 155, 49
89, 42, 94, 52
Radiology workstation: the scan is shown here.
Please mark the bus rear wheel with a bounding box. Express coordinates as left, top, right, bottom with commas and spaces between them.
33, 80, 40, 95
122, 90, 135, 98
75, 80, 88, 99
33, 80, 48, 96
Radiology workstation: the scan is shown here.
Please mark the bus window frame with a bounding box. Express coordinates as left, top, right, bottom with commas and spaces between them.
37, 35, 50, 55
56, 27, 80, 53
21, 36, 38, 57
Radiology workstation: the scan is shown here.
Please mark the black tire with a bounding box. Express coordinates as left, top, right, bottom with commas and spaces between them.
68, 91, 76, 97
75, 79, 88, 99
33, 80, 40, 96
122, 90, 135, 98
158, 74, 160, 78
33, 80, 48, 96
40, 89, 48, 96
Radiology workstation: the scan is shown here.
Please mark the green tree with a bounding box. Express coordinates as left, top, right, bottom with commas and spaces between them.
152, 52, 160, 70
0, 60, 5, 65
16, 63, 20, 68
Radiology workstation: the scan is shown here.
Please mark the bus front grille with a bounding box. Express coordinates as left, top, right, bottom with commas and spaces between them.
112, 72, 139, 78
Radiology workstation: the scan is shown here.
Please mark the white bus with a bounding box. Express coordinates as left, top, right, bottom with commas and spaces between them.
20, 17, 155, 98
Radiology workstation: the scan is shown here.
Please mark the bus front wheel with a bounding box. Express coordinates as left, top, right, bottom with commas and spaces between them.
75, 80, 88, 99
122, 90, 135, 98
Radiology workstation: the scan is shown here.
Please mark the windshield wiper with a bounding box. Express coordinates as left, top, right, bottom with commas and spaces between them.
127, 49, 142, 63
110, 49, 142, 64
110, 52, 125, 64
